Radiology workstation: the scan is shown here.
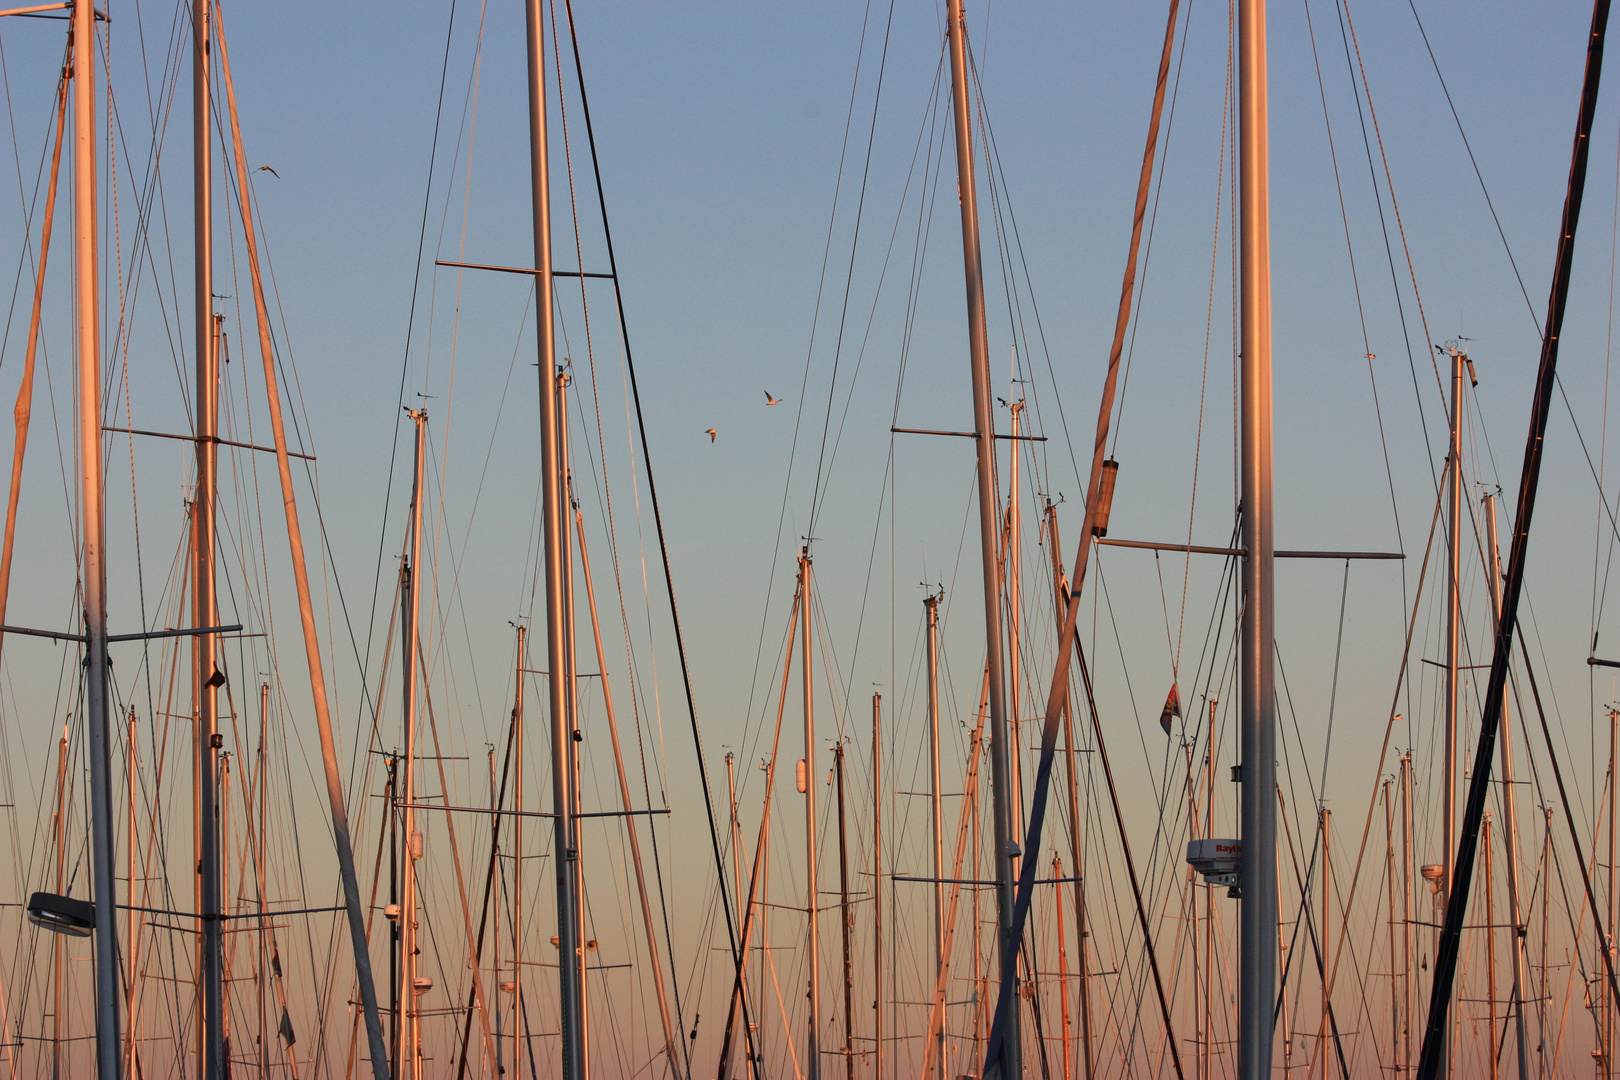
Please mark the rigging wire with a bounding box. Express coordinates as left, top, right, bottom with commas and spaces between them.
806, 0, 896, 538
1301, 0, 1407, 571
1107, 0, 1194, 461
1332, 0, 1442, 493
739, 0, 883, 744
562, 0, 765, 1064
357, 0, 460, 778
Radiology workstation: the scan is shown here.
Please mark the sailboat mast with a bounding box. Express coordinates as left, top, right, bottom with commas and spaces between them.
558, 368, 591, 1080
926, 592, 947, 1079
724, 750, 744, 1080
1483, 493, 1531, 1080
1386, 779, 1399, 1076
835, 744, 854, 1080
729, 753, 743, 958
1443, 348, 1463, 894
388, 755, 399, 1074
193, 2, 224, 1072
125, 709, 139, 1080
71, 0, 121, 1064
213, 19, 389, 1069
1319, 809, 1332, 1073
1486, 813, 1498, 1080
1541, 807, 1553, 1073
1205, 700, 1216, 1080
1045, 502, 1093, 1080
942, 4, 1019, 1073
800, 549, 821, 1080
1007, 400, 1023, 850
1279, 855, 1292, 1078
1236, 0, 1278, 1077
513, 625, 526, 1080
220, 753, 233, 1063
1441, 344, 1466, 1080
400, 408, 427, 1080
257, 682, 269, 1080
52, 725, 66, 1080
718, 594, 803, 1080
572, 498, 685, 1078
1055, 854, 1072, 1080
523, 0, 584, 1070
1610, 705, 1617, 1079
1402, 750, 1415, 1078
872, 691, 883, 1080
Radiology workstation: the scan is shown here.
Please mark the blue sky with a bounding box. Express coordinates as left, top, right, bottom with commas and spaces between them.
4, 1, 1620, 1075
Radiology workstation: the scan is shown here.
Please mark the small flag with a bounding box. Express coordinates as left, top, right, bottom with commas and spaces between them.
1158, 682, 1182, 735
279, 1007, 297, 1046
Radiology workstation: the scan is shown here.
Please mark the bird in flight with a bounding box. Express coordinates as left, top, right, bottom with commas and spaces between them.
258, 165, 280, 178
764, 391, 782, 405
705, 428, 718, 443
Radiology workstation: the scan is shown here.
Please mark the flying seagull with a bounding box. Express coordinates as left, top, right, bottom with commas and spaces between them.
764, 391, 782, 405
705, 428, 718, 443
258, 165, 280, 178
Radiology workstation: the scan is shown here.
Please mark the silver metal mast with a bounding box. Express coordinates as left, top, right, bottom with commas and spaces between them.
73, 0, 121, 1070
1441, 344, 1463, 1080
522, 0, 584, 1074
942, 4, 1019, 1073
800, 549, 821, 1080
925, 593, 946, 1079
1236, 1, 1278, 1077
1483, 494, 1531, 1080
192, 2, 224, 1072
400, 408, 426, 1080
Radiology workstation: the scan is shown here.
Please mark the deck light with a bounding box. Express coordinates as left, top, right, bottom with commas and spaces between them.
27, 891, 94, 937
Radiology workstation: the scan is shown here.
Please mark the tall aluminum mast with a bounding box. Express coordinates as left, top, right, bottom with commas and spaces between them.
942, 4, 1019, 1073
72, 0, 121, 1070
1236, 1, 1278, 1078
523, 0, 584, 1074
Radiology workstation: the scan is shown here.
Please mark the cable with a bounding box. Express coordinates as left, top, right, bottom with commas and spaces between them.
561, 3, 748, 1067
